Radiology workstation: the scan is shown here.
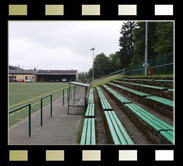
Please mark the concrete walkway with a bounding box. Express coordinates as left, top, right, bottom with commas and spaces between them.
9, 87, 85, 145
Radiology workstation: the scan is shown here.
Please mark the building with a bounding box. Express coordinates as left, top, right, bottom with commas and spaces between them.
9, 66, 78, 82
9, 66, 37, 82
36, 70, 78, 82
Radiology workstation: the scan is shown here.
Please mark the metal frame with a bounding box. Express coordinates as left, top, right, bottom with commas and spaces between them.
40, 94, 52, 126
9, 103, 32, 137
67, 82, 89, 115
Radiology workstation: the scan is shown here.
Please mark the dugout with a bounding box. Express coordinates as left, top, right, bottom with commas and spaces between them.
36, 70, 78, 82
67, 81, 89, 115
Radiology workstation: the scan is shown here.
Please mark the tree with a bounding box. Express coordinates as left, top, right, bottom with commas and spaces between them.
130, 22, 158, 66
93, 53, 111, 78
109, 51, 121, 72
119, 21, 136, 68
153, 22, 173, 56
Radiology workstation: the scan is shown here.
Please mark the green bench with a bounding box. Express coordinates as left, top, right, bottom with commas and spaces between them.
109, 82, 173, 108
102, 85, 174, 144
103, 85, 131, 104
97, 87, 106, 99
80, 118, 96, 145
125, 103, 173, 144
85, 104, 95, 117
114, 80, 168, 90
100, 98, 112, 110
160, 130, 174, 143
154, 79, 173, 83
146, 96, 173, 108
89, 88, 94, 94
96, 87, 112, 110
88, 93, 94, 104
104, 111, 134, 145
109, 82, 150, 97
168, 88, 174, 92
120, 78, 173, 83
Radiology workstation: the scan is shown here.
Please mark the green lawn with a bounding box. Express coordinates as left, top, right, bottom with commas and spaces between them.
9, 82, 69, 127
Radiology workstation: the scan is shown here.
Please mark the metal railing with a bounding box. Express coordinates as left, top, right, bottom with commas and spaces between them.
9, 103, 32, 137
9, 88, 69, 137
94, 54, 173, 81
40, 95, 52, 126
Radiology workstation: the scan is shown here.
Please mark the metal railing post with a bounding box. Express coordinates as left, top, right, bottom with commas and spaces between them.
40, 99, 43, 126
67, 84, 70, 114
73, 85, 76, 105
63, 89, 64, 105
50, 95, 52, 117
28, 104, 31, 137
9, 103, 32, 137
67, 88, 69, 102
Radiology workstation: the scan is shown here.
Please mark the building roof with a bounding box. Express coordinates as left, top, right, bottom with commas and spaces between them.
9, 65, 38, 74
69, 81, 89, 87
9, 69, 38, 75
9, 65, 23, 70
9, 65, 77, 75
36, 70, 77, 75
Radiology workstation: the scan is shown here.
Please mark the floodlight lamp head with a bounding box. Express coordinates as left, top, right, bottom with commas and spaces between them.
90, 48, 95, 50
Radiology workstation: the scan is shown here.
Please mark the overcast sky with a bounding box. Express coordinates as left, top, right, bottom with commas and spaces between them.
9, 21, 124, 72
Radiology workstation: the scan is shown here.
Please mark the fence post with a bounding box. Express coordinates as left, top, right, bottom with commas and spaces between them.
67, 88, 69, 102
63, 89, 64, 105
40, 99, 43, 126
50, 95, 52, 117
67, 84, 70, 114
28, 104, 31, 137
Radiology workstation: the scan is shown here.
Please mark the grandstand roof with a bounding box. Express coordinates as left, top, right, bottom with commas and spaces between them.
9, 65, 38, 75
9, 69, 38, 75
36, 70, 77, 75
9, 66, 77, 75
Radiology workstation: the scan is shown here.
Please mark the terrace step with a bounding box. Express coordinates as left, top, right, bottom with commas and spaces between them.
102, 85, 174, 144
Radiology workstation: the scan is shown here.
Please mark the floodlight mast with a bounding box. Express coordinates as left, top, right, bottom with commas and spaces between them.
90, 47, 95, 81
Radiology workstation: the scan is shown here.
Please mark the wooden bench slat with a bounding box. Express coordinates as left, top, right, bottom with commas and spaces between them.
104, 111, 121, 144
108, 111, 128, 144
91, 118, 96, 145
80, 118, 88, 145
86, 119, 91, 145
111, 111, 134, 144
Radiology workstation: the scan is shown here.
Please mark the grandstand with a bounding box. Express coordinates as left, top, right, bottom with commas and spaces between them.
80, 76, 174, 144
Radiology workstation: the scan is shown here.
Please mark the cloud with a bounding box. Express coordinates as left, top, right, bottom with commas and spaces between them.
9, 21, 123, 72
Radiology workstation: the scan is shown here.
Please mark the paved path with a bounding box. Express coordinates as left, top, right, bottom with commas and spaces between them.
9, 87, 85, 145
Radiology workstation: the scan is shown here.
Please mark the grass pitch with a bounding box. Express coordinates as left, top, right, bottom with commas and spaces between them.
9, 82, 69, 127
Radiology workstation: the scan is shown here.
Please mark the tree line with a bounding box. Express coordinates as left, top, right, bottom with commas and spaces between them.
78, 21, 173, 81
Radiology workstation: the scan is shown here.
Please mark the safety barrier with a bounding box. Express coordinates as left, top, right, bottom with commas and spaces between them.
40, 95, 52, 126
9, 103, 32, 137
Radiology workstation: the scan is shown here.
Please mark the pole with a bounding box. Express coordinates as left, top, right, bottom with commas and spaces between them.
40, 99, 43, 126
28, 104, 31, 137
90, 47, 95, 81
50, 95, 52, 117
63, 89, 64, 105
67, 84, 70, 114
144, 21, 148, 75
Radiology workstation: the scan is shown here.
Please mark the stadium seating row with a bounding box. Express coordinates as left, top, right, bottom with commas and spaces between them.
109, 82, 173, 108
96, 87, 134, 145
103, 85, 173, 144
120, 78, 173, 83
80, 88, 96, 145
